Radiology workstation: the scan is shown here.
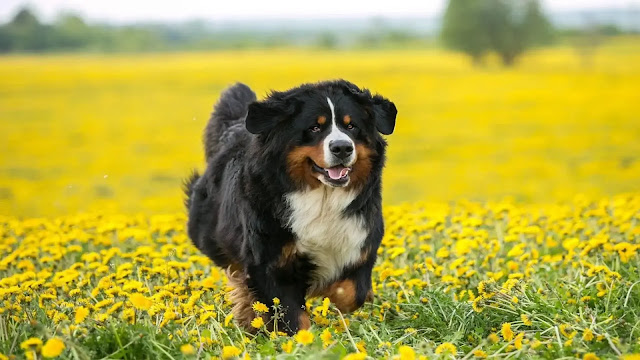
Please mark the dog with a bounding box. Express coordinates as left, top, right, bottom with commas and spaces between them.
184, 80, 396, 334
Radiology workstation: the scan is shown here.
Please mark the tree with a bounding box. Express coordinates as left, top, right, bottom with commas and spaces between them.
441, 0, 490, 64
6, 7, 51, 51
52, 13, 91, 50
441, 0, 554, 66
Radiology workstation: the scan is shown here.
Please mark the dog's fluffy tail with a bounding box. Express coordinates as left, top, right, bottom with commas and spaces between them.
204, 83, 257, 161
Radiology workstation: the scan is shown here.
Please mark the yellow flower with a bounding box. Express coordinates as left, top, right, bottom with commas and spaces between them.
472, 296, 484, 313
434, 342, 457, 355
20, 337, 43, 351
488, 333, 500, 343
583, 353, 600, 360
343, 353, 367, 360
473, 349, 487, 358
42, 338, 65, 358
321, 297, 330, 316
281, 340, 293, 353
272, 297, 280, 306
321, 329, 332, 347
530, 339, 541, 349
583, 328, 594, 342
559, 324, 577, 339
221, 345, 242, 359
514, 332, 524, 350
294, 329, 314, 345
252, 301, 269, 313
251, 316, 264, 329
398, 345, 415, 360
621, 355, 640, 360
180, 344, 196, 355
129, 293, 153, 310
224, 313, 234, 327
521, 314, 532, 326
75, 306, 90, 324
501, 323, 514, 341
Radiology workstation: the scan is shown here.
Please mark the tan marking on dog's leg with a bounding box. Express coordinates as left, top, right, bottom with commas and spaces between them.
225, 266, 263, 333
321, 279, 359, 313
277, 242, 298, 267
298, 311, 311, 330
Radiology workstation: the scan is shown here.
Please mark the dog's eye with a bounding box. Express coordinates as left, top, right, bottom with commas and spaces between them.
346, 124, 355, 130
309, 125, 321, 133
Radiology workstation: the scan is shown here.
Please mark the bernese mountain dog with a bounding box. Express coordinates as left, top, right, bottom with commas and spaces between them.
184, 80, 396, 334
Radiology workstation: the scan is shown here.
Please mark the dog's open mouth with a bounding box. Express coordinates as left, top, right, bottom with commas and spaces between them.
311, 162, 351, 186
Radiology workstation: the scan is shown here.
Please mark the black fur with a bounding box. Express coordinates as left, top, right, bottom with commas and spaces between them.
185, 80, 396, 334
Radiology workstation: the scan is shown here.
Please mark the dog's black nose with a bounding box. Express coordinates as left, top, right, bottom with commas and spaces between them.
329, 140, 354, 160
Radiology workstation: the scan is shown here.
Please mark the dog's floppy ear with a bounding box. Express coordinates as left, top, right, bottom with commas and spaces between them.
245, 95, 300, 134
369, 94, 397, 135
343, 82, 397, 135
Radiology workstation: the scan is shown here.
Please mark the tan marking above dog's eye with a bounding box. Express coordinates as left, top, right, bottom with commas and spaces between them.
343, 115, 351, 125
317, 116, 326, 125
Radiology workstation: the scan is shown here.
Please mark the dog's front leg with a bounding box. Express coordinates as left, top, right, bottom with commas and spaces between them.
246, 264, 310, 335
321, 250, 376, 313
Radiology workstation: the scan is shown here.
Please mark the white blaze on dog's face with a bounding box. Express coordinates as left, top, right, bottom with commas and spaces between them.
317, 97, 357, 187
274, 81, 396, 191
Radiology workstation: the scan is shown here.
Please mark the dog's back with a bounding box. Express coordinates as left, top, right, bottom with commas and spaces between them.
184, 83, 256, 266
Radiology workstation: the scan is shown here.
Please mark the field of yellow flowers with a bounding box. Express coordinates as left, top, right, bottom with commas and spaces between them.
1, 195, 639, 359
1, 38, 640, 359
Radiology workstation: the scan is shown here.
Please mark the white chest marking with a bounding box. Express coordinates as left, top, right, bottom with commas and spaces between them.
286, 187, 367, 292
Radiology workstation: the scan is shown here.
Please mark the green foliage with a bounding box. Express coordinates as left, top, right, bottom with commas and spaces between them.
441, 0, 555, 65
0, 7, 429, 54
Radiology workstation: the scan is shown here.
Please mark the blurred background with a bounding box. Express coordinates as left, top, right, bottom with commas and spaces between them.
0, 0, 639, 216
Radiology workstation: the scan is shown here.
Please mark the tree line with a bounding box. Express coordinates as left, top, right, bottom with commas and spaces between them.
0, 2, 633, 66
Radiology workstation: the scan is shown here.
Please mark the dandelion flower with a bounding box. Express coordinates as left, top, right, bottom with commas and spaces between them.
321, 329, 332, 347
250, 316, 264, 329
224, 313, 234, 327
281, 340, 293, 353
20, 338, 43, 351
435, 342, 457, 355
129, 293, 153, 310
583, 328, 594, 342
321, 297, 330, 316
473, 349, 487, 358
180, 344, 196, 355
343, 353, 367, 360
252, 301, 269, 313
221, 345, 241, 359
488, 333, 500, 343
75, 306, 90, 324
514, 332, 524, 350
294, 329, 314, 345
501, 323, 514, 341
42, 338, 65, 358
583, 353, 600, 360
398, 345, 416, 360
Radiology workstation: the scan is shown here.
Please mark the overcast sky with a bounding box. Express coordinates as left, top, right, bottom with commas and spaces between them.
1, 0, 639, 23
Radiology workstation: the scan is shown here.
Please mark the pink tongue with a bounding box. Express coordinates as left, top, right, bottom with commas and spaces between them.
327, 167, 349, 180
